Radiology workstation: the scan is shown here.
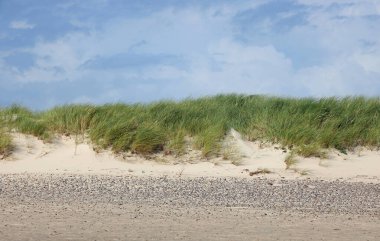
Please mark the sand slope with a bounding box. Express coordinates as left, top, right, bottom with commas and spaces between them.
0, 131, 379, 182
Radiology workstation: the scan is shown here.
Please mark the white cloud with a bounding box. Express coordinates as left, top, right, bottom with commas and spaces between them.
10, 6, 235, 83
2, 1, 380, 106
181, 39, 294, 95
294, 57, 380, 97
353, 52, 380, 73
9, 20, 35, 30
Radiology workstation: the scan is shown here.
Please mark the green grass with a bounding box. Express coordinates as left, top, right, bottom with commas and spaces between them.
1, 94, 379, 157
294, 144, 328, 158
0, 109, 13, 158
0, 132, 12, 159
167, 129, 186, 156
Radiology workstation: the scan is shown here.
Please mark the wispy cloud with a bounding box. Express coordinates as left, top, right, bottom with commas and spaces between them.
9, 20, 35, 30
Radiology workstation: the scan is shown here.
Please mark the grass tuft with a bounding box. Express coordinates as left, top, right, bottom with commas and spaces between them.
131, 125, 166, 155
167, 129, 186, 156
294, 144, 328, 158
0, 133, 12, 159
0, 111, 13, 158
284, 153, 298, 170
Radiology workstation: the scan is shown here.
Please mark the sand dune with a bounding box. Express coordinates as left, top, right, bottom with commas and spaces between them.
0, 131, 379, 183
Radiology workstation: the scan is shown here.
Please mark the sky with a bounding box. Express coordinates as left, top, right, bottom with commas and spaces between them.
0, 0, 380, 109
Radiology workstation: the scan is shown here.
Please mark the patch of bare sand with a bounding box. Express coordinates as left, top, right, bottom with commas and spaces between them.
0, 201, 378, 241
0, 131, 379, 183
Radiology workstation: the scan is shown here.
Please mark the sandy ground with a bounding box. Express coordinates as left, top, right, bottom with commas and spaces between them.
0, 132, 379, 240
0, 132, 379, 183
0, 174, 379, 241
1, 202, 379, 241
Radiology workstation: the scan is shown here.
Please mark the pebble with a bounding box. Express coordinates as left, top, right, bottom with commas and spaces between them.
0, 174, 379, 216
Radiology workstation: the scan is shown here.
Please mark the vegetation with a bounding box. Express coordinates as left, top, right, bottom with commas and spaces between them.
0, 109, 12, 158
284, 153, 297, 170
0, 134, 12, 159
249, 168, 272, 176
0, 95, 379, 158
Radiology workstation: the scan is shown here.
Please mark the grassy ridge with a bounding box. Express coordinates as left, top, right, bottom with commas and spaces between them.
0, 95, 379, 157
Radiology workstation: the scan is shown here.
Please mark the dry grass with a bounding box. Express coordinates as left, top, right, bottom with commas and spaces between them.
284, 153, 298, 169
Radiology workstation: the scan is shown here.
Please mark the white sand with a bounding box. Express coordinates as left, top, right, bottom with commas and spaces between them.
0, 131, 379, 183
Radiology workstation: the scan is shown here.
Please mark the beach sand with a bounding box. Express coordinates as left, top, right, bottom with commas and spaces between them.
1, 200, 379, 241
1, 131, 379, 183
0, 132, 379, 240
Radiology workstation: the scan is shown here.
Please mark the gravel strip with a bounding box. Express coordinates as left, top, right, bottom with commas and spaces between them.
0, 174, 379, 215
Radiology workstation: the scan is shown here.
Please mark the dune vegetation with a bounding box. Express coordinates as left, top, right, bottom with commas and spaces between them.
0, 94, 379, 158
0, 115, 12, 158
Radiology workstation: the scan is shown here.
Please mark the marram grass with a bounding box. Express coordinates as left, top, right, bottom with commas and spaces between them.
0, 110, 13, 158
0, 133, 12, 158
0, 94, 379, 157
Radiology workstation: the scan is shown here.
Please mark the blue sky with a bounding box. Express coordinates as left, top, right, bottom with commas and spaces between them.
1, 0, 380, 109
